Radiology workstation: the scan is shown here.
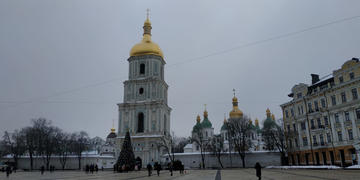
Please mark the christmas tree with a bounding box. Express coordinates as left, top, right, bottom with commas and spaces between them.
116, 130, 136, 171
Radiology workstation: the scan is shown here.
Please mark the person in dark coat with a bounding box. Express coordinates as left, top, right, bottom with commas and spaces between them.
147, 163, 152, 176
6, 166, 11, 177
41, 166, 45, 175
255, 162, 262, 180
154, 162, 161, 176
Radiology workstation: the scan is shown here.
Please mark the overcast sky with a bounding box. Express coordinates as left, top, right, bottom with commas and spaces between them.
0, 0, 359, 139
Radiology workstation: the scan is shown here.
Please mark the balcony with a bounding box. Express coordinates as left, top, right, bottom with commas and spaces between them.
313, 142, 318, 147
320, 142, 325, 146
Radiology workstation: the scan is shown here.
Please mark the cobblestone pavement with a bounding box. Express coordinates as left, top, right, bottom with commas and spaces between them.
0, 169, 359, 180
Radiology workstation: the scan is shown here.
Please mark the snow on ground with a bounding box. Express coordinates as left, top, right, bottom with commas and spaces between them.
266, 165, 341, 169
346, 165, 360, 169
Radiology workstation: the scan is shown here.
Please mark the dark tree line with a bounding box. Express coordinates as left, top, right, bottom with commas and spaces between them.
1, 118, 91, 170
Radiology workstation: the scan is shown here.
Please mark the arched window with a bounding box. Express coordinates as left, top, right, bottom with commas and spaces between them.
139, 88, 144, 95
140, 63, 145, 74
137, 113, 144, 133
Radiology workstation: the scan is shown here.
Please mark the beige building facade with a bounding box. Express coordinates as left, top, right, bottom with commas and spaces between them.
281, 58, 360, 166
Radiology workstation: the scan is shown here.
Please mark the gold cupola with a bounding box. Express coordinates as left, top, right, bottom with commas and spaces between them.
271, 114, 275, 121
130, 13, 164, 59
255, 118, 259, 126
266, 108, 271, 118
196, 114, 201, 123
229, 94, 243, 118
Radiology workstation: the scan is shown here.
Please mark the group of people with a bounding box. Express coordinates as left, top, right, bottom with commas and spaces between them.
2, 166, 15, 178
85, 164, 99, 174
146, 162, 162, 176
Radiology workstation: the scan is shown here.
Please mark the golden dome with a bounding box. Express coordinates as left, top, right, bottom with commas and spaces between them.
271, 114, 275, 121
255, 118, 259, 126
229, 96, 243, 118
249, 119, 253, 124
129, 17, 164, 59
196, 115, 201, 123
266, 108, 271, 117
111, 128, 115, 133
204, 110, 208, 118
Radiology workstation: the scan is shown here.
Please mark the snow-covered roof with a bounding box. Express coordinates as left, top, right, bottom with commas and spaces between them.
184, 144, 193, 149
117, 135, 163, 139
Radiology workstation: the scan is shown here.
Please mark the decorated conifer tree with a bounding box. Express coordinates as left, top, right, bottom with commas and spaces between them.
116, 130, 135, 171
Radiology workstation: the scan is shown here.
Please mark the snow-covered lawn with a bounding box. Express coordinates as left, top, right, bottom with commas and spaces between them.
346, 165, 360, 169
266, 165, 341, 169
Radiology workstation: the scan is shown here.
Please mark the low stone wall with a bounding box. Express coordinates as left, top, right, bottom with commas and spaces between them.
1, 156, 116, 170
165, 152, 281, 168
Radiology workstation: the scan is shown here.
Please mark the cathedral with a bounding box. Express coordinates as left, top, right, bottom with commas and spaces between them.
116, 15, 171, 167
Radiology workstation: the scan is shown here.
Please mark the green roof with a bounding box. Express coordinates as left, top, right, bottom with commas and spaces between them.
192, 122, 202, 133
221, 122, 228, 131
201, 117, 212, 128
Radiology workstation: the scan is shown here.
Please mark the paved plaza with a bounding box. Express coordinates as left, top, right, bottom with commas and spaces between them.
0, 169, 359, 180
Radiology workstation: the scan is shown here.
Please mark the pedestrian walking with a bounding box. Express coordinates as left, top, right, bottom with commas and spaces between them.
255, 162, 262, 180
41, 166, 45, 175
6, 166, 11, 178
147, 163, 152, 176
154, 162, 161, 176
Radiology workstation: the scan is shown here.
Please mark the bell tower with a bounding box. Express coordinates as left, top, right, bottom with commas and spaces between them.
117, 12, 171, 167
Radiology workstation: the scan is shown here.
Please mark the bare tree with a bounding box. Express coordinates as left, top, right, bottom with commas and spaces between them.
21, 127, 36, 171
209, 135, 224, 168
191, 129, 210, 169
2, 130, 26, 168
72, 131, 90, 170
157, 132, 176, 166
56, 132, 73, 170
227, 115, 253, 168
262, 119, 292, 165
173, 137, 189, 153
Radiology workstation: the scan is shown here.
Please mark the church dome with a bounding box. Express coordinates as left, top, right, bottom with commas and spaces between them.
107, 128, 117, 138
221, 118, 228, 131
192, 115, 202, 132
229, 96, 243, 118
201, 110, 212, 128
130, 18, 164, 59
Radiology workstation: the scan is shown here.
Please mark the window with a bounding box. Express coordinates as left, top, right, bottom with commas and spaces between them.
311, 119, 315, 129
317, 118, 322, 128
137, 113, 144, 133
293, 124, 296, 132
356, 108, 360, 119
350, 72, 355, 80
303, 137, 308, 146
291, 108, 294, 117
140, 63, 145, 74
289, 139, 292, 148
314, 101, 319, 111
295, 138, 298, 147
287, 125, 291, 132
320, 134, 324, 145
298, 106, 301, 115
335, 113, 340, 123
331, 95, 336, 106
341, 92, 347, 103
321, 99, 326, 108
139, 88, 144, 95
297, 93, 302, 98
339, 76, 344, 83
301, 122, 306, 130
352, 88, 358, 100
348, 129, 353, 140
313, 136, 317, 145
324, 116, 329, 126
337, 131, 343, 141
301, 106, 304, 114
327, 133, 331, 143
345, 111, 350, 121
285, 110, 289, 118
308, 102, 313, 112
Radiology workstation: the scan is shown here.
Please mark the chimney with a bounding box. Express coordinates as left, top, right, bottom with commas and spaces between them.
311, 74, 320, 84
